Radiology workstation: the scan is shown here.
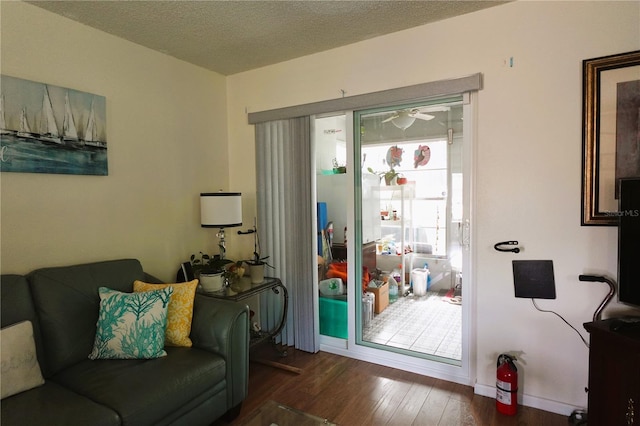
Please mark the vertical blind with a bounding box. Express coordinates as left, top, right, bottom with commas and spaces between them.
255, 117, 318, 352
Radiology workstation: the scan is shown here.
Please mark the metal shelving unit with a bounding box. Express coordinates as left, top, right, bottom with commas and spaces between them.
377, 183, 415, 292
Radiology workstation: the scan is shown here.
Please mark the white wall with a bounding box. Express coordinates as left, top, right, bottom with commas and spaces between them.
0, 2, 229, 281
227, 1, 640, 410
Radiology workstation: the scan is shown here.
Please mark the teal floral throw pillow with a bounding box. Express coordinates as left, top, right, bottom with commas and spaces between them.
89, 286, 173, 360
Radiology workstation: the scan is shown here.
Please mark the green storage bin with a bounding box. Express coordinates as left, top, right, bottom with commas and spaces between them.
319, 296, 347, 339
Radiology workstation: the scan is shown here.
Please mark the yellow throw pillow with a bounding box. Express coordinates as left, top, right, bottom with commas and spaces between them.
133, 279, 198, 347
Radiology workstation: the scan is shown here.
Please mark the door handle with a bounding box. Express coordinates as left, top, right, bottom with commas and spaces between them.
462, 219, 470, 250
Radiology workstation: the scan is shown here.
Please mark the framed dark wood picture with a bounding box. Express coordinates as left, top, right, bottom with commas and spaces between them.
582, 50, 640, 226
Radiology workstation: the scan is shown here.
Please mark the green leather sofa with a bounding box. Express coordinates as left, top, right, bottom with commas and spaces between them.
1, 259, 250, 426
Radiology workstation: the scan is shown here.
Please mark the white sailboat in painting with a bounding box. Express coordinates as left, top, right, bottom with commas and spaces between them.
83, 101, 106, 149
17, 107, 37, 139
62, 92, 82, 148
39, 86, 62, 144
1, 94, 12, 135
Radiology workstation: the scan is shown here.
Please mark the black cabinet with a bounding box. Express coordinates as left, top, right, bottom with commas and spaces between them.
584, 320, 640, 425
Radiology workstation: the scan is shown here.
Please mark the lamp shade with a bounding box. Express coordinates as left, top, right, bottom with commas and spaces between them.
200, 192, 242, 228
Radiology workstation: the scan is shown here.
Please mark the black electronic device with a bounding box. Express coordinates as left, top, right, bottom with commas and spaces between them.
176, 261, 195, 282
618, 178, 640, 307
512, 260, 557, 299
609, 317, 640, 332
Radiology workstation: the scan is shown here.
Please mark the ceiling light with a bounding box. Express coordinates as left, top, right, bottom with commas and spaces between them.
391, 112, 416, 130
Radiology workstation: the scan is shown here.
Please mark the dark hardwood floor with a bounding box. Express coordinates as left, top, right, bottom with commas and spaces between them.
220, 346, 570, 426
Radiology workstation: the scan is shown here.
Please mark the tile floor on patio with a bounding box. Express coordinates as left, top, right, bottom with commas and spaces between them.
362, 290, 462, 360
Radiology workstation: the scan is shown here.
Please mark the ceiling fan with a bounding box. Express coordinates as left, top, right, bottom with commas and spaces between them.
382, 106, 450, 130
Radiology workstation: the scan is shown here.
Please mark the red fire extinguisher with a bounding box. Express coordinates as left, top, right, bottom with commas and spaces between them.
496, 354, 518, 416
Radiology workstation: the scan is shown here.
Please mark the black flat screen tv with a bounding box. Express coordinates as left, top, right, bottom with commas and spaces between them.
618, 178, 640, 307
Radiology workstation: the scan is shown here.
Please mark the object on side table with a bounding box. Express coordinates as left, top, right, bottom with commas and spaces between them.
185, 251, 234, 290
200, 272, 225, 292
238, 220, 275, 283
200, 192, 242, 259
248, 263, 264, 284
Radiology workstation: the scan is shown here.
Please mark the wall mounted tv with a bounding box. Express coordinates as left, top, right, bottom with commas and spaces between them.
618, 178, 640, 307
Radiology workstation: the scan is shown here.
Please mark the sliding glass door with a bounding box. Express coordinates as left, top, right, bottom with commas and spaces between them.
354, 97, 467, 364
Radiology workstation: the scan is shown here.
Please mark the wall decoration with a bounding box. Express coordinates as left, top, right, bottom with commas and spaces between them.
0, 75, 107, 176
385, 145, 403, 168
582, 50, 640, 226
413, 144, 431, 168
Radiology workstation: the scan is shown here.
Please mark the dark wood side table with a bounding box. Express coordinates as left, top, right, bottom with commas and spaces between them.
584, 319, 640, 425
199, 276, 299, 373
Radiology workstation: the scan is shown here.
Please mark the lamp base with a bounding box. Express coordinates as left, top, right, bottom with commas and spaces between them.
217, 228, 227, 259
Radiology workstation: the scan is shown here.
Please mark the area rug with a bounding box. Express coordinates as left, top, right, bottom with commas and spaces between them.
444, 287, 455, 299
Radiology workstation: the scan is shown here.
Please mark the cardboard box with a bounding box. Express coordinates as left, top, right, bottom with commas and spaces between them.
367, 282, 389, 314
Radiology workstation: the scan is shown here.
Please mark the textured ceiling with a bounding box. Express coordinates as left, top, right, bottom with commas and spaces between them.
28, 1, 509, 76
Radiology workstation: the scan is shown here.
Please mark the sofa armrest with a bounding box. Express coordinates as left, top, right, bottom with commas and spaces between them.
190, 295, 249, 409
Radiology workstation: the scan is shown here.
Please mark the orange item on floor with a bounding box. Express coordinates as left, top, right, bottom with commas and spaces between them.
327, 262, 347, 283
326, 262, 370, 291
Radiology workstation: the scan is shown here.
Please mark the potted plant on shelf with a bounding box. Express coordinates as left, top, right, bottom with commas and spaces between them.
332, 158, 347, 174
367, 167, 398, 185
367, 145, 403, 185
240, 224, 274, 284
190, 252, 233, 292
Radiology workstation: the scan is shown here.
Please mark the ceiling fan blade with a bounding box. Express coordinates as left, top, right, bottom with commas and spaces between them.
411, 112, 435, 121
415, 106, 451, 113
382, 114, 399, 123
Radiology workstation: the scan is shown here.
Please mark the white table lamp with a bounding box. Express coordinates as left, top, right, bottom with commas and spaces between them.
200, 192, 242, 259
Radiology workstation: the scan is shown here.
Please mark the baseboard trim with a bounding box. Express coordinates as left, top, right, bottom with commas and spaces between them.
319, 335, 348, 350
474, 383, 583, 417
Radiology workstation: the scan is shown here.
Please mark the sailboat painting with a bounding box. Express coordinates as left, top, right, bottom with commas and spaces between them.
0, 75, 107, 175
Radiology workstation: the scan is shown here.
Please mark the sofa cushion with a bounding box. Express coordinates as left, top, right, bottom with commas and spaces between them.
0, 321, 45, 399
133, 279, 198, 347
53, 347, 226, 426
0, 381, 120, 426
89, 286, 172, 359
0, 275, 47, 376
28, 259, 147, 375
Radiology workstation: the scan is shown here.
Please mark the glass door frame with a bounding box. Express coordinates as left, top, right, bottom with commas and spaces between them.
318, 93, 476, 386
